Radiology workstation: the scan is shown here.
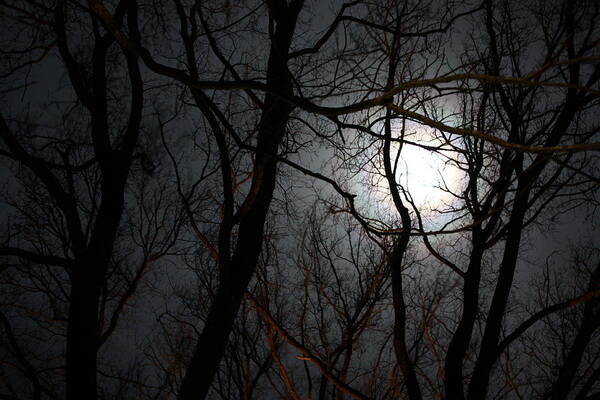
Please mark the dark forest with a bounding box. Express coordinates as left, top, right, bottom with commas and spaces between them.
1, 0, 599, 399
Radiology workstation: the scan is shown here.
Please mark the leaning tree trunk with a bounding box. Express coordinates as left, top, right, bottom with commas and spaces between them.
177, 3, 303, 399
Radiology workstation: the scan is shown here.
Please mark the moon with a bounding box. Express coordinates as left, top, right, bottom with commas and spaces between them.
372, 126, 464, 215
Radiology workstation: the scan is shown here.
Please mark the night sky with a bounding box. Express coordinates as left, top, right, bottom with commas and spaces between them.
1, 1, 599, 399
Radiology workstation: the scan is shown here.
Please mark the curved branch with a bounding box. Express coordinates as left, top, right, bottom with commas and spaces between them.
497, 288, 600, 356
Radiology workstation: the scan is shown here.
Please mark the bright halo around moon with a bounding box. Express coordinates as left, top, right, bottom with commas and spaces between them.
372, 126, 464, 214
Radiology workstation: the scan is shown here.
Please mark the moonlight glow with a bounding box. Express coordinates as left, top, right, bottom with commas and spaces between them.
374, 126, 464, 213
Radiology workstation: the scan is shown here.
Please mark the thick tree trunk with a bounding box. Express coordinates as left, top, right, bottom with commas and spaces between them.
177, 101, 292, 400
177, 3, 302, 399
66, 269, 101, 400
467, 181, 529, 400
550, 264, 600, 400
390, 240, 422, 400
177, 279, 249, 400
444, 238, 484, 400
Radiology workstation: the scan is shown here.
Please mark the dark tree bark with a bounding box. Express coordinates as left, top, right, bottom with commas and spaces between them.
177, 2, 304, 399
549, 263, 600, 400
1, 1, 145, 398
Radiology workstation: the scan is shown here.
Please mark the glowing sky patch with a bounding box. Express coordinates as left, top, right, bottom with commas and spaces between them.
373, 127, 464, 215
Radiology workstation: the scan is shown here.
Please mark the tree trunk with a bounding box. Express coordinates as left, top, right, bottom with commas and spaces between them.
177, 3, 302, 399
66, 268, 101, 400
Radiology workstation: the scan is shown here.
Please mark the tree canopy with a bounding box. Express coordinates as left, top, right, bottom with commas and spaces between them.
1, 0, 599, 399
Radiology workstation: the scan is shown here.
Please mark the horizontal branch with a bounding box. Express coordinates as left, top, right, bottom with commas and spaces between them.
385, 104, 600, 154
86, 0, 600, 154
0, 246, 72, 268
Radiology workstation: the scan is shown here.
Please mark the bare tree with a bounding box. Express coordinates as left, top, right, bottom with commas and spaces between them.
1, 1, 180, 399
2, 0, 600, 399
